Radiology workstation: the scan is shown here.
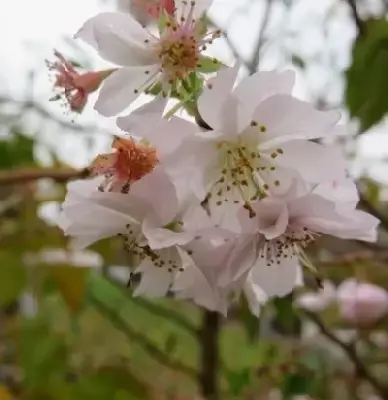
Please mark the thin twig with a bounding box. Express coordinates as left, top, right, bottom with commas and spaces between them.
0, 96, 108, 135
303, 310, 388, 399
0, 168, 89, 185
346, 0, 366, 36
206, 16, 251, 68
247, 0, 273, 74
89, 292, 198, 380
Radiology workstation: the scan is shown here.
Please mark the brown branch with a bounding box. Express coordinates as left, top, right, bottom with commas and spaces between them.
247, 0, 273, 74
0, 96, 108, 135
0, 168, 89, 185
303, 310, 388, 399
199, 311, 222, 400
89, 292, 198, 380
206, 16, 251, 68
346, 0, 366, 36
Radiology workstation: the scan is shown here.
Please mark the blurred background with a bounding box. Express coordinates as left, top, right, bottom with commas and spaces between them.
1, 0, 388, 399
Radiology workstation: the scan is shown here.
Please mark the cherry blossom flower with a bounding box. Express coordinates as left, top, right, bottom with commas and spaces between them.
75, 0, 221, 116
337, 279, 388, 327
144, 66, 347, 227
229, 181, 380, 298
58, 167, 228, 300
46, 50, 114, 113
89, 136, 158, 193
171, 241, 268, 315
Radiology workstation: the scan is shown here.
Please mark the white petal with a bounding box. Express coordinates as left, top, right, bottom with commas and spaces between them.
131, 166, 179, 225
257, 204, 289, 240
218, 235, 259, 288
142, 117, 199, 158
76, 12, 155, 65
134, 261, 172, 298
95, 65, 159, 116
234, 70, 295, 117
172, 248, 226, 313
116, 96, 168, 135
243, 274, 268, 317
313, 178, 359, 206
251, 257, 301, 297
175, 0, 214, 21
277, 141, 347, 183
197, 64, 240, 130
142, 219, 194, 249
253, 94, 341, 141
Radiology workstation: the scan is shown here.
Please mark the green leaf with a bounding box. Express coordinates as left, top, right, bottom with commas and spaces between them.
291, 54, 305, 69
226, 368, 251, 396
0, 132, 35, 169
197, 56, 223, 73
145, 81, 162, 96
346, 18, 388, 131
0, 252, 27, 305
75, 366, 151, 400
48, 266, 90, 313
239, 296, 260, 343
272, 295, 301, 336
18, 320, 69, 387
281, 372, 314, 398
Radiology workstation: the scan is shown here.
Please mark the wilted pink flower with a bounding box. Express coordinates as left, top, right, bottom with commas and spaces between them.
337, 279, 388, 327
46, 50, 114, 113
89, 136, 158, 193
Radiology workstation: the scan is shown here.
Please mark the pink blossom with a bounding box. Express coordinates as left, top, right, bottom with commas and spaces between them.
46, 51, 113, 113
337, 279, 388, 327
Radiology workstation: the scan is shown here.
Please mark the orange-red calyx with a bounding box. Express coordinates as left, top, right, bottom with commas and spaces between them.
90, 136, 159, 193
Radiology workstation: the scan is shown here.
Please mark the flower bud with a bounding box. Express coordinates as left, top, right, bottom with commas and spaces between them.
337, 279, 388, 328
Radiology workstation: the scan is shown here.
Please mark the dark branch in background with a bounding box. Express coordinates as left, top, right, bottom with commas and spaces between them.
0, 168, 89, 185
89, 293, 198, 380
107, 276, 198, 337
359, 193, 388, 231
199, 311, 222, 400
247, 0, 273, 74
0, 96, 109, 135
346, 0, 366, 36
303, 310, 388, 399
207, 17, 251, 68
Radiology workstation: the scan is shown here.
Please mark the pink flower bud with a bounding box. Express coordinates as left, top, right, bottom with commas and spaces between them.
337, 279, 388, 327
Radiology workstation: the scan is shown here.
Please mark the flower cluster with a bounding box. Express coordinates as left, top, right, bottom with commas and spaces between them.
56, 0, 380, 316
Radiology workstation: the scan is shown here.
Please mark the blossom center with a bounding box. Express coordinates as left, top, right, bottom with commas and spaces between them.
159, 32, 199, 80
90, 137, 158, 193
204, 139, 283, 216
260, 225, 319, 266
121, 223, 184, 273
